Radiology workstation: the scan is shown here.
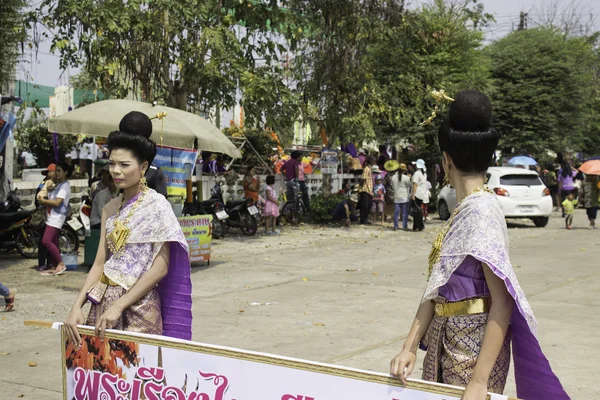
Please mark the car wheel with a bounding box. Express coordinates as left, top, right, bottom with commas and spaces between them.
438, 200, 451, 221
532, 217, 549, 228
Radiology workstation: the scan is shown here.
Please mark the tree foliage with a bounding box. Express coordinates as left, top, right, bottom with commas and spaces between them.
0, 0, 26, 90
487, 28, 599, 157
367, 0, 493, 161
29, 0, 299, 134
287, 0, 405, 145
13, 102, 77, 168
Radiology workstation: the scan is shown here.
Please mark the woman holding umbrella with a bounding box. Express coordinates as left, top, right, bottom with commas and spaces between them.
580, 158, 600, 229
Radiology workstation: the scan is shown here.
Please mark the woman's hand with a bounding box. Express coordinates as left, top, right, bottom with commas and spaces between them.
390, 348, 417, 385
64, 307, 86, 347
95, 304, 124, 340
461, 380, 488, 400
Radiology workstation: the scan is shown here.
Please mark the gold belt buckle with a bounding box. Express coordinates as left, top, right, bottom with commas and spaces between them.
434, 303, 444, 315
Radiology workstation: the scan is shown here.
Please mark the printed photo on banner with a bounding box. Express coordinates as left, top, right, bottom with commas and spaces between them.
320, 148, 338, 174
153, 146, 199, 197
178, 215, 212, 264
61, 326, 513, 400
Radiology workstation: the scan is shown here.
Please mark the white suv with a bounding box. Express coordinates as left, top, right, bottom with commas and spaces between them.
437, 167, 553, 227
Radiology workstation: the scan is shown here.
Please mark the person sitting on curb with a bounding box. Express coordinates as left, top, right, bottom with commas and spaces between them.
332, 193, 359, 227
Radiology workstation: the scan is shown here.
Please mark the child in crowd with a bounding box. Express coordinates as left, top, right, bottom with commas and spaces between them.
422, 179, 432, 221
372, 176, 386, 223
263, 175, 280, 235
562, 192, 578, 230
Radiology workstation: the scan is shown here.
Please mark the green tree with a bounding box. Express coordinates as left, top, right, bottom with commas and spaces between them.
287, 0, 405, 146
30, 0, 298, 133
14, 103, 77, 168
366, 0, 493, 162
487, 28, 599, 157
0, 0, 26, 90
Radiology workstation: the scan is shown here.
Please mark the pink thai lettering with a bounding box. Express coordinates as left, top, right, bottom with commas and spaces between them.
137, 367, 166, 383
198, 371, 229, 400
116, 378, 131, 395
130, 379, 143, 400
100, 373, 118, 400
281, 395, 315, 400
161, 386, 187, 400
143, 381, 164, 400
71, 367, 232, 400
73, 367, 101, 400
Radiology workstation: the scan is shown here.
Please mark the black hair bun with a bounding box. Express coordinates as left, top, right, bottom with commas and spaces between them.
119, 111, 153, 139
448, 90, 492, 132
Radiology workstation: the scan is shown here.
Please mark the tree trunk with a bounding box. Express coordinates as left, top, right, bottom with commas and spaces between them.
323, 173, 332, 197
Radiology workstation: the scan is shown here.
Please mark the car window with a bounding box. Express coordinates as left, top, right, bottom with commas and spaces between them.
499, 174, 543, 186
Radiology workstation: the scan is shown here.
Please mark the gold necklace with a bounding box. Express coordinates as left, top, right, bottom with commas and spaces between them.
107, 188, 148, 254
427, 186, 494, 279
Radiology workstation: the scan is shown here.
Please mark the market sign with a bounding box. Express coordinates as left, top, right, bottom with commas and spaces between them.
178, 215, 212, 264
57, 324, 515, 400
153, 145, 199, 197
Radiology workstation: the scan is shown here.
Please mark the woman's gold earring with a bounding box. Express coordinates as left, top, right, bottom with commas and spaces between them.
140, 171, 148, 190
443, 173, 450, 187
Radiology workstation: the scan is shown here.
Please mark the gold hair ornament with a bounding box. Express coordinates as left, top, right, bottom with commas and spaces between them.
150, 111, 168, 146
419, 89, 455, 127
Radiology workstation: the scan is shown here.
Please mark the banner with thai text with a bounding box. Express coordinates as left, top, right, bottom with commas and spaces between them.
153, 146, 198, 197
178, 215, 212, 264
58, 325, 514, 400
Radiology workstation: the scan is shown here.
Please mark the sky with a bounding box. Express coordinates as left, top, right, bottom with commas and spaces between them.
16, 0, 600, 88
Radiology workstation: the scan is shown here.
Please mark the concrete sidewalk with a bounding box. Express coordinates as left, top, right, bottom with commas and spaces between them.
0, 210, 598, 398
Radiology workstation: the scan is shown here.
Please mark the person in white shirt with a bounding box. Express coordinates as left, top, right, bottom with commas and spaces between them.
37, 161, 72, 276
390, 162, 412, 231
411, 158, 428, 231
90, 173, 118, 229
422, 180, 433, 221
78, 140, 89, 176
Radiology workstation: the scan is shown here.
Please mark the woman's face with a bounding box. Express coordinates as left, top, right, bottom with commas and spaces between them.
55, 166, 67, 182
109, 149, 147, 191
250, 168, 256, 176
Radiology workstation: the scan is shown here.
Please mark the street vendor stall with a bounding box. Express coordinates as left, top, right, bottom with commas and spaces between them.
48, 99, 242, 158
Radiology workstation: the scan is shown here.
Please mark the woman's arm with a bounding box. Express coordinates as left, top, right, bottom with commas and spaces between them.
249, 177, 259, 192
461, 263, 514, 400
390, 300, 435, 384
40, 197, 63, 208
95, 243, 170, 339
64, 208, 109, 345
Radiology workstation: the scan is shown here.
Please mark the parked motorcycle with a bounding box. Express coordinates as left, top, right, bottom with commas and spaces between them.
282, 180, 306, 225
0, 193, 38, 259
64, 196, 91, 247
183, 185, 228, 239
212, 183, 258, 236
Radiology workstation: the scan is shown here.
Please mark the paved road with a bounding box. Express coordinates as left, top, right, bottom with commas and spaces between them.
0, 210, 598, 399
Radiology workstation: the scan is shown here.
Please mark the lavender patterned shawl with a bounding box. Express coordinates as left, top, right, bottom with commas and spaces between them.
105, 189, 193, 341
423, 191, 569, 400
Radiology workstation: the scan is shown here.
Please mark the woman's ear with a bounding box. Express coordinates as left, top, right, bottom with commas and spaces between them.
141, 161, 149, 174
443, 152, 456, 172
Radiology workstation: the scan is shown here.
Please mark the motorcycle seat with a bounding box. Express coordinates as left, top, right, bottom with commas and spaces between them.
200, 198, 219, 206
226, 199, 248, 209
0, 210, 33, 224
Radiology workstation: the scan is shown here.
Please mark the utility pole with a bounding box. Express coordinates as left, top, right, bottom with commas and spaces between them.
518, 12, 528, 31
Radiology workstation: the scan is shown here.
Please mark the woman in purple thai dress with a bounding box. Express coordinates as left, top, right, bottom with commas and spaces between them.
64, 111, 193, 346
390, 91, 569, 400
